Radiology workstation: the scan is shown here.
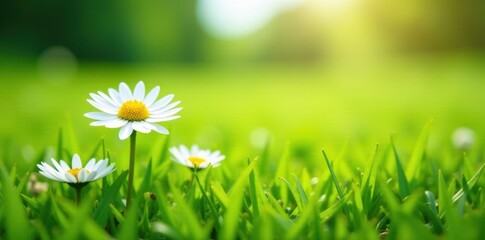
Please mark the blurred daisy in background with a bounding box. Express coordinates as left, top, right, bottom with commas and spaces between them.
170, 144, 225, 169
85, 81, 182, 140
452, 127, 475, 151
27, 173, 49, 195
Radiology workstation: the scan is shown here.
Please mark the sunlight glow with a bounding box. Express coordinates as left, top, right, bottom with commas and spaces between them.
197, 0, 301, 39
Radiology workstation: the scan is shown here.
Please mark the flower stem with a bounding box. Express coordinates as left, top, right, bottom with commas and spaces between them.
126, 131, 137, 208
75, 186, 82, 206
185, 170, 197, 200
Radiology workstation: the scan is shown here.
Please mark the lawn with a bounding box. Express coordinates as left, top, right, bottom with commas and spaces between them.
1, 55, 484, 239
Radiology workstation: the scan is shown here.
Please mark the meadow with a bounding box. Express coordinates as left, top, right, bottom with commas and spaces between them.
0, 55, 484, 239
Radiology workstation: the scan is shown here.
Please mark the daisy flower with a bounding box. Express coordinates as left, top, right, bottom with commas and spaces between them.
37, 154, 115, 184
84, 81, 182, 140
170, 144, 225, 169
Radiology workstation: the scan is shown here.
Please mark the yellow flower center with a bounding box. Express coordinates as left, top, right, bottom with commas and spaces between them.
188, 156, 206, 167
67, 168, 89, 180
118, 100, 150, 121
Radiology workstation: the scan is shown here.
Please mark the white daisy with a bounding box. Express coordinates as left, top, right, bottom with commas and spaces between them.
84, 81, 182, 140
37, 154, 115, 184
170, 144, 225, 169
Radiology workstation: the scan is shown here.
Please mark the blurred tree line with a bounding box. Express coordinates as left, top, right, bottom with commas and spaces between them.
1, 0, 484, 63
0, 0, 202, 62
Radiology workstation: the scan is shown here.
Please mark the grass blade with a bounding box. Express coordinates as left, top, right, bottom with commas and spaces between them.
293, 174, 308, 207
138, 158, 153, 195
405, 122, 430, 182
167, 173, 206, 240
424, 190, 437, 215
319, 190, 353, 220
452, 163, 485, 204
220, 159, 257, 240
194, 173, 220, 232
0, 165, 33, 240
390, 136, 411, 199
249, 159, 261, 217
279, 177, 303, 212
210, 180, 230, 209
92, 171, 129, 227
117, 203, 139, 240
438, 170, 461, 239
322, 149, 344, 199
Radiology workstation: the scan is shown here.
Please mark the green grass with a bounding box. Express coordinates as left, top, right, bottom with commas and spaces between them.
1, 56, 485, 239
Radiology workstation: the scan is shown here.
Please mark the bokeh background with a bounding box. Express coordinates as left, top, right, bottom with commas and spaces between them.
1, 0, 484, 172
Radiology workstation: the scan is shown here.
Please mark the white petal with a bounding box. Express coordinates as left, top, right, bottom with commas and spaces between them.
119, 123, 134, 140
97, 91, 119, 107
170, 148, 185, 164
148, 94, 174, 111
93, 159, 105, 171
36, 163, 49, 172
119, 82, 133, 101
108, 88, 123, 106
90, 93, 118, 110
140, 121, 156, 131
144, 86, 160, 106
89, 120, 111, 126
98, 159, 109, 171
86, 170, 98, 181
60, 160, 70, 171
84, 112, 117, 121
38, 170, 58, 181
87, 99, 118, 114
209, 151, 221, 159
132, 121, 151, 133
105, 119, 128, 128
133, 81, 145, 100
199, 151, 210, 159
180, 145, 190, 158
186, 160, 195, 168
89, 119, 120, 127
78, 169, 88, 182
51, 170, 69, 181
38, 164, 62, 181
64, 172, 78, 183
191, 145, 200, 154
89, 119, 127, 128
96, 164, 115, 179
72, 154, 82, 168
199, 162, 210, 169
50, 158, 65, 173
85, 158, 96, 171
181, 161, 193, 168
212, 155, 225, 163
155, 107, 182, 117
150, 102, 181, 115
169, 146, 178, 155
139, 122, 163, 133
150, 108, 182, 120
170, 151, 191, 167
38, 163, 64, 181
146, 115, 181, 123
146, 123, 169, 135
211, 162, 222, 168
